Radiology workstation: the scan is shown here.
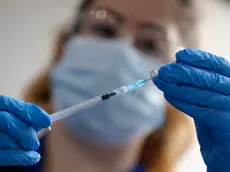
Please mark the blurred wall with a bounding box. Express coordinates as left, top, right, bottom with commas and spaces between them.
0, 0, 230, 171
200, 0, 230, 57
0, 0, 79, 98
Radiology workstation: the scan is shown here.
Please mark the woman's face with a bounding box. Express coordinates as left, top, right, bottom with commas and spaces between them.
75, 0, 180, 63
48, 1, 185, 171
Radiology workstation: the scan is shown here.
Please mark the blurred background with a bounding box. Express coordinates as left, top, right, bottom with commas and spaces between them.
0, 0, 230, 171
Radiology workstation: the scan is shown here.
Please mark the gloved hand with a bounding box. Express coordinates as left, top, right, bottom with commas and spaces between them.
153, 48, 230, 172
0, 95, 51, 166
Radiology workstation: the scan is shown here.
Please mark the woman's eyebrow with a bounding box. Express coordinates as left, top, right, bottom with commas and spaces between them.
138, 23, 166, 34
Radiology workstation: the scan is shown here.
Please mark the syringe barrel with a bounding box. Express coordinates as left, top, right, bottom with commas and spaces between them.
50, 96, 102, 123
37, 127, 51, 139
37, 96, 102, 139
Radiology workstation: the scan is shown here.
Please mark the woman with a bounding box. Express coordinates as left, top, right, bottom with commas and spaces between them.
11, 0, 199, 171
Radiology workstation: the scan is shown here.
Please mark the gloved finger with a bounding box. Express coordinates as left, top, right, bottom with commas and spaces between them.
164, 94, 230, 130
0, 111, 39, 150
153, 76, 230, 109
0, 132, 21, 149
0, 95, 51, 128
0, 150, 40, 166
176, 48, 230, 77
158, 63, 230, 95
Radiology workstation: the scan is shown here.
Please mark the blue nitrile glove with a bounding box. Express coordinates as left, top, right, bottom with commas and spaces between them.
0, 95, 51, 166
153, 48, 230, 172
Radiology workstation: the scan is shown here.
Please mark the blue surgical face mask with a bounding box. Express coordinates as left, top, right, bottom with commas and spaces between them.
50, 36, 166, 146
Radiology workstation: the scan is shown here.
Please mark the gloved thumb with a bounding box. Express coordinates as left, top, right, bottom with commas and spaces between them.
0, 150, 40, 166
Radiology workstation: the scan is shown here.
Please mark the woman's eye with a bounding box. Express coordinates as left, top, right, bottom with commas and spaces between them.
136, 40, 160, 54
90, 24, 118, 38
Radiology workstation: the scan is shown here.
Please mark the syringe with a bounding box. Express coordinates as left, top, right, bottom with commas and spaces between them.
37, 69, 158, 138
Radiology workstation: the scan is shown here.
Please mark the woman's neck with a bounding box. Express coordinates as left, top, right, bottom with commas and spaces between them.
44, 122, 145, 172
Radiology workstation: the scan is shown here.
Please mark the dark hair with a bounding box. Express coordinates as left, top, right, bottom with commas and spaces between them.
70, 0, 93, 34
79, 0, 93, 11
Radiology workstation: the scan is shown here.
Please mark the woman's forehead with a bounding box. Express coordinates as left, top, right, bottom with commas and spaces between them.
90, 0, 176, 26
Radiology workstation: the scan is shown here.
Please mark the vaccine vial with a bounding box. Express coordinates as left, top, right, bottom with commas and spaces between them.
150, 69, 158, 78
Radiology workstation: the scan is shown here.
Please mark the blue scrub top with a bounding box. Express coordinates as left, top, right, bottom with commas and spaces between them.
24, 137, 145, 172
